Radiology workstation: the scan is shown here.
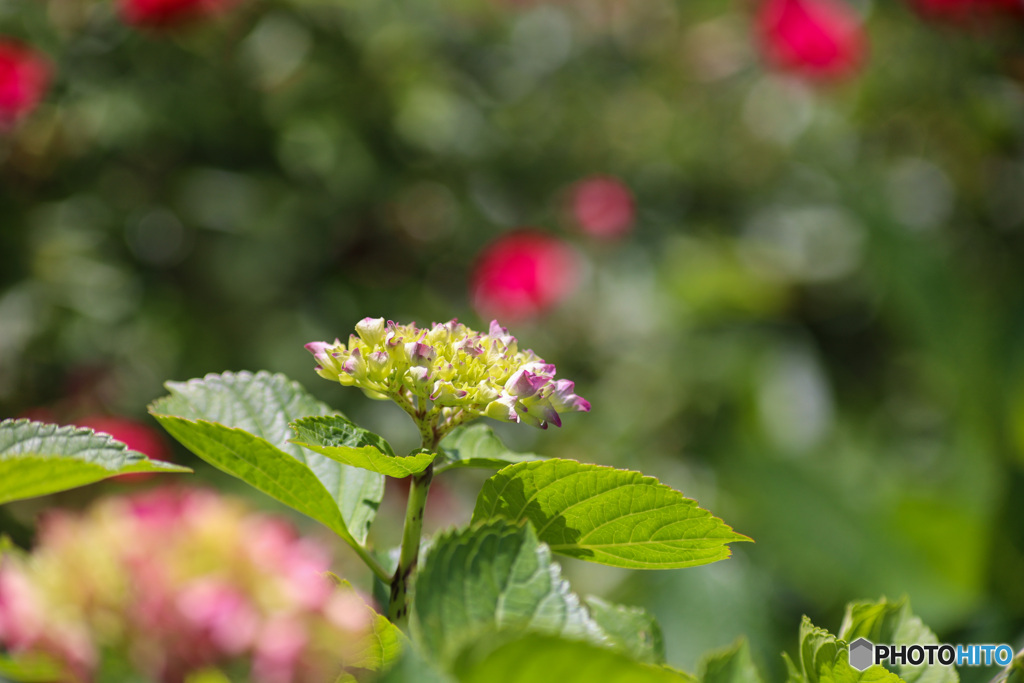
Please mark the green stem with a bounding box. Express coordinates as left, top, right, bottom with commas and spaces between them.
388, 432, 438, 625
348, 539, 392, 584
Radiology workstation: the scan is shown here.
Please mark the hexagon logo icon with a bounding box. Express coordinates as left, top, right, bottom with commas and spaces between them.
849, 638, 874, 672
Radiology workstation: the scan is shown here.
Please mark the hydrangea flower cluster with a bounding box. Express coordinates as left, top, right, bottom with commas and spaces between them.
306, 318, 589, 439
0, 488, 377, 683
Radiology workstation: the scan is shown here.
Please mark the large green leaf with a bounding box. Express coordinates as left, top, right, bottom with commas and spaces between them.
412, 521, 602, 666
291, 416, 435, 478
436, 425, 543, 471
700, 639, 763, 683
0, 419, 190, 505
472, 459, 750, 569
584, 596, 665, 665
149, 371, 383, 543
454, 634, 692, 683
839, 598, 958, 683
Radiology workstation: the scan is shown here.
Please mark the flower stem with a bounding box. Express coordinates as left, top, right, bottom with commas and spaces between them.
388, 459, 434, 625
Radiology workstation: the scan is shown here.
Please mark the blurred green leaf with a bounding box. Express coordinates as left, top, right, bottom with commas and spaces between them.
437, 424, 543, 471
149, 371, 383, 544
699, 639, 763, 683
472, 459, 750, 569
0, 419, 190, 505
584, 596, 665, 665
412, 520, 601, 666
291, 415, 435, 478
0, 653, 67, 682
453, 633, 693, 683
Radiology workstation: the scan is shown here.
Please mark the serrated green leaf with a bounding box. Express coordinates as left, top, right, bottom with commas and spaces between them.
800, 617, 842, 683
152, 415, 362, 542
454, 633, 693, 683
700, 639, 764, 683
839, 598, 958, 683
584, 596, 665, 665
471, 459, 750, 569
437, 425, 543, 471
290, 415, 435, 478
412, 521, 603, 666
149, 371, 383, 544
0, 419, 191, 505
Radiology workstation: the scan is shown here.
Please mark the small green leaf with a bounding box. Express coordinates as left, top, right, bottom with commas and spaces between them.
412, 521, 602, 666
700, 639, 763, 683
348, 611, 404, 671
0, 419, 191, 505
783, 653, 806, 683
437, 425, 543, 471
796, 617, 900, 683
839, 597, 958, 683
472, 459, 750, 569
290, 416, 436, 478
800, 617, 842, 683
584, 596, 665, 665
818, 651, 901, 683
454, 634, 693, 683
149, 371, 384, 544
375, 641, 454, 683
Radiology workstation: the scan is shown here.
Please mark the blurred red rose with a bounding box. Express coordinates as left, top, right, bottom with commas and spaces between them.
755, 0, 867, 82
119, 0, 240, 27
470, 230, 580, 321
569, 176, 635, 240
0, 41, 50, 128
75, 415, 173, 480
908, 0, 1022, 22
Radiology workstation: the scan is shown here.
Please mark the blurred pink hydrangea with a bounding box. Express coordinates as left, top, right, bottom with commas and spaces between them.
0, 40, 50, 128
755, 0, 867, 82
0, 488, 378, 682
470, 230, 580, 321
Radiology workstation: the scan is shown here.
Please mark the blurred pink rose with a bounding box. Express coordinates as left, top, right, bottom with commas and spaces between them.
755, 0, 867, 82
569, 176, 635, 240
470, 230, 581, 321
119, 0, 241, 27
0, 40, 50, 128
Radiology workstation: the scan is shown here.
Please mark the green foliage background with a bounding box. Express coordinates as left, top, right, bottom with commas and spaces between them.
2, 0, 1024, 679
